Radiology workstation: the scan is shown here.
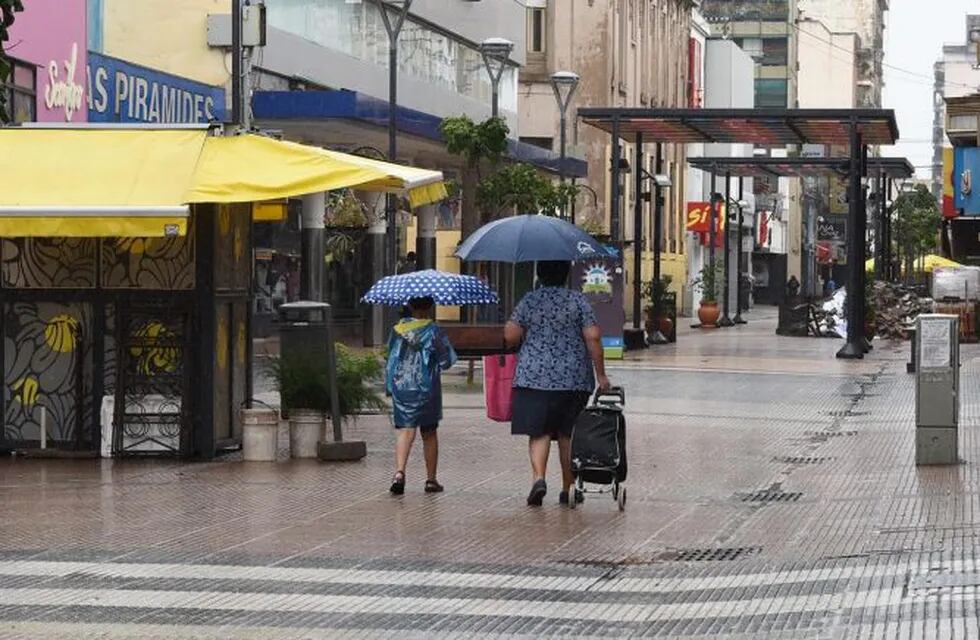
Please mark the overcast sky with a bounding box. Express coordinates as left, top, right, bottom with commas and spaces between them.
884, 0, 976, 179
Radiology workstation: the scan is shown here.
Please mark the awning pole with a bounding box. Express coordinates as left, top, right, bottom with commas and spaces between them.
734, 177, 747, 325
632, 131, 643, 331
838, 120, 865, 359
719, 171, 734, 327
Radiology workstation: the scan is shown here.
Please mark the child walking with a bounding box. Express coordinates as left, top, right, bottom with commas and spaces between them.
386, 296, 457, 495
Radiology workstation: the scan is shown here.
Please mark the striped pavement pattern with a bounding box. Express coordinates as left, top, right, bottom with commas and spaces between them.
0, 556, 977, 638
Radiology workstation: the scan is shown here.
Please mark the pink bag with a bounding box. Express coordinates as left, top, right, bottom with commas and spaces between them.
484, 354, 518, 422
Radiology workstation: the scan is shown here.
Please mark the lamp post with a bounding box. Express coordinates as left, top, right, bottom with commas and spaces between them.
551, 70, 580, 221
480, 37, 514, 118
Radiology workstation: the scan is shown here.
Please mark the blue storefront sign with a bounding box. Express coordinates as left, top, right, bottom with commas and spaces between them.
86, 52, 225, 124
954, 147, 980, 216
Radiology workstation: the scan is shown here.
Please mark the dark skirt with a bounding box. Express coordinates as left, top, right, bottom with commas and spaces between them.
511, 387, 590, 439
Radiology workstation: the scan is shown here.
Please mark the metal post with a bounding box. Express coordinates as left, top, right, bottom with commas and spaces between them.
231, 0, 242, 126
300, 193, 326, 302
653, 143, 663, 283
632, 132, 643, 331
610, 118, 622, 243
718, 172, 734, 327
876, 171, 886, 281
708, 170, 717, 278
884, 176, 893, 281
734, 177, 746, 325
324, 305, 343, 442
837, 123, 865, 359
860, 144, 871, 352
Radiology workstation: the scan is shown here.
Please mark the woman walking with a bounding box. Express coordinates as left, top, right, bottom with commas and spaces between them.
504, 261, 610, 506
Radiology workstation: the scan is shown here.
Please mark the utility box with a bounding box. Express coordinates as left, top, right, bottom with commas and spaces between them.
915, 314, 960, 465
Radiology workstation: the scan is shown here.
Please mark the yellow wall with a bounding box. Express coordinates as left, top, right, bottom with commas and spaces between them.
102, 0, 229, 88
623, 248, 688, 318
405, 222, 462, 322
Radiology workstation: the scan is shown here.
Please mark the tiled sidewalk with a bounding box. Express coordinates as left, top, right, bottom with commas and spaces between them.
3, 315, 980, 638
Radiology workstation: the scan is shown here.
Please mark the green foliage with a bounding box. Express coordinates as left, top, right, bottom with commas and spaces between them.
326, 191, 368, 228
271, 345, 384, 418
693, 262, 722, 303
476, 163, 579, 218
893, 185, 941, 262
641, 275, 674, 316
0, 0, 25, 124
440, 115, 509, 168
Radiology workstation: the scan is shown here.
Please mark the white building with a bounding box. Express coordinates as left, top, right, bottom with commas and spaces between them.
932, 15, 980, 201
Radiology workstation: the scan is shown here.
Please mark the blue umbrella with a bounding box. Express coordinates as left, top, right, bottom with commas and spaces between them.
361, 269, 499, 306
455, 214, 609, 263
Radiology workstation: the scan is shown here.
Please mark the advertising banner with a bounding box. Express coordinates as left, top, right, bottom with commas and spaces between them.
571, 249, 625, 360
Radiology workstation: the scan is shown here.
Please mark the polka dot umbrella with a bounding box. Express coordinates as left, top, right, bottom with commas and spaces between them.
361, 269, 500, 306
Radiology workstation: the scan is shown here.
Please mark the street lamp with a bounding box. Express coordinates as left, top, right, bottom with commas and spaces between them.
550, 70, 580, 221
480, 37, 514, 117
379, 0, 413, 281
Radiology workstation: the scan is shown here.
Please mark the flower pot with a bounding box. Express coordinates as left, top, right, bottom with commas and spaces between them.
698, 301, 720, 328
288, 409, 323, 459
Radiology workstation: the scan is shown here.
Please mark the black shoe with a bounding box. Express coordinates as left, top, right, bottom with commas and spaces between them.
389, 472, 405, 495
526, 479, 547, 506
424, 480, 444, 493
559, 489, 584, 505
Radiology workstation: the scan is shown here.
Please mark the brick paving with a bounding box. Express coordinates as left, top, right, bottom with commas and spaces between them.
3, 310, 980, 637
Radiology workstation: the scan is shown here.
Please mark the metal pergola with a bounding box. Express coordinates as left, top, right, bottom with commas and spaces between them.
688, 156, 914, 322
578, 108, 900, 360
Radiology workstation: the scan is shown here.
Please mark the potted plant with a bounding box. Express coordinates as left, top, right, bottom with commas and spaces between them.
271, 346, 384, 458
642, 275, 674, 338
693, 262, 722, 328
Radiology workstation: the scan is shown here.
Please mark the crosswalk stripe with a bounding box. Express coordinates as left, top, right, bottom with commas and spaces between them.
1, 558, 973, 597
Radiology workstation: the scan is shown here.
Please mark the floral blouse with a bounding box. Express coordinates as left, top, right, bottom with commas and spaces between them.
510, 286, 598, 392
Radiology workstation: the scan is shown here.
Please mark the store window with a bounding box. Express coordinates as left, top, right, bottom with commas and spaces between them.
2, 58, 36, 124
755, 78, 788, 108
527, 6, 546, 54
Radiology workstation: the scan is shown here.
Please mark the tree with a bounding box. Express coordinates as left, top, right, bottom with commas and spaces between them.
440, 115, 577, 225
0, 0, 25, 124
892, 184, 941, 278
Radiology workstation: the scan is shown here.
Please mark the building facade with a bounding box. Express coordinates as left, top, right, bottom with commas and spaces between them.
932, 15, 980, 203
518, 0, 694, 314
797, 0, 888, 108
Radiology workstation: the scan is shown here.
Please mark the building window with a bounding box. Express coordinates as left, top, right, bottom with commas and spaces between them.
528, 7, 546, 54
761, 38, 788, 66
755, 79, 788, 108
2, 58, 36, 124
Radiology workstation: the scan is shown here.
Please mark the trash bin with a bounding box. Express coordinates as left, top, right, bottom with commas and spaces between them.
278, 301, 331, 364
277, 301, 343, 450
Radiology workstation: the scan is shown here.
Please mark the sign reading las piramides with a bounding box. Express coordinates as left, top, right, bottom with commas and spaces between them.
86, 53, 225, 124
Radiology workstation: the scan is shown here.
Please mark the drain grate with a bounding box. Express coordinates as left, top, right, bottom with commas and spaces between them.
740, 489, 803, 503
660, 547, 762, 562
805, 430, 858, 439
773, 455, 834, 465
825, 410, 870, 417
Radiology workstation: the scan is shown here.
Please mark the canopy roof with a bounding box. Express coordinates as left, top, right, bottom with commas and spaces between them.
0, 127, 446, 237
688, 156, 914, 179
578, 108, 900, 146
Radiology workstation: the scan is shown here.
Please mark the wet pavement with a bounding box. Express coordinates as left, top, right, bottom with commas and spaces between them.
3, 309, 980, 638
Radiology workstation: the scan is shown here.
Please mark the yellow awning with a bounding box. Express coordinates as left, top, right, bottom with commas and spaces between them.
865, 254, 961, 274
0, 128, 446, 237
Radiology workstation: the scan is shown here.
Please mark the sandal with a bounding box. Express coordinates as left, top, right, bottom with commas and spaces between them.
424, 480, 444, 494
390, 472, 406, 495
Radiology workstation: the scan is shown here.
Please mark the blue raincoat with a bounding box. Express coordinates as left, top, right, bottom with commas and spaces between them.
386, 319, 458, 428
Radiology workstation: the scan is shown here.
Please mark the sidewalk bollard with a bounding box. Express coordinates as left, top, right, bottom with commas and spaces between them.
241, 407, 278, 461
915, 314, 959, 466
